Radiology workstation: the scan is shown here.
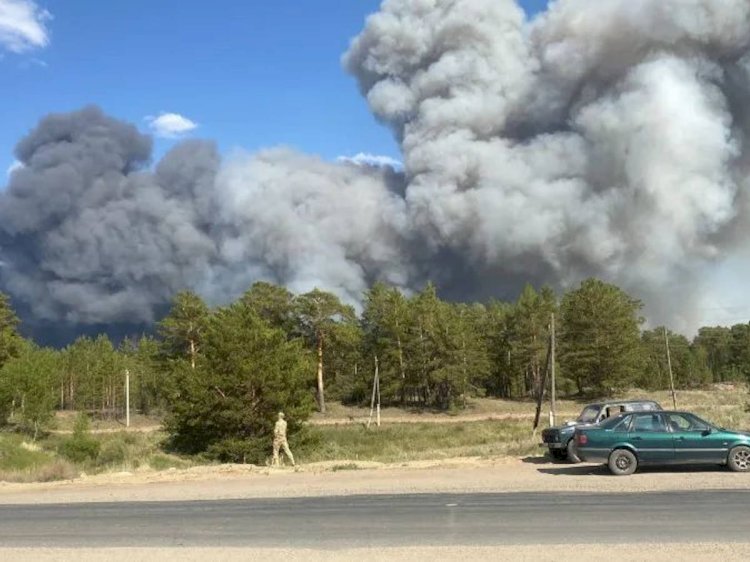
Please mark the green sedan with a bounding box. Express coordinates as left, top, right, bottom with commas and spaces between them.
575, 410, 750, 476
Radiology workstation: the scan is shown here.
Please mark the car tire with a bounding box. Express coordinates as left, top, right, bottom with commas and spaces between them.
566, 439, 581, 464
727, 445, 750, 472
550, 449, 567, 462
608, 449, 637, 476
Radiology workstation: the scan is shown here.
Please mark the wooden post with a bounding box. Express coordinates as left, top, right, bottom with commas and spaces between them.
376, 357, 381, 428
533, 337, 552, 434
550, 313, 556, 427
367, 355, 379, 429
125, 369, 130, 428
664, 327, 677, 409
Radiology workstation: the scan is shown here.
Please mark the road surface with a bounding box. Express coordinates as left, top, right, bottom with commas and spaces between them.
1, 491, 748, 547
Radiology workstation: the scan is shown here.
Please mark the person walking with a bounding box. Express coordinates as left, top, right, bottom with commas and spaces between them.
272, 411, 295, 467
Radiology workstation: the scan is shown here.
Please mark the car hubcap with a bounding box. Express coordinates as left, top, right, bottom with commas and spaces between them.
616, 455, 631, 470
733, 449, 750, 470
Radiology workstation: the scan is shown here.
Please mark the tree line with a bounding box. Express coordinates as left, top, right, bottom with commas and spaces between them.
0, 280, 748, 459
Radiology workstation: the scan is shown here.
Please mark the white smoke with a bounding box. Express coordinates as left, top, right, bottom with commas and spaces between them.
4, 0, 750, 335
344, 0, 750, 331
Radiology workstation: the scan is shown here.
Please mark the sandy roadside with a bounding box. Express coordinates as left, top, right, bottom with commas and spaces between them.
1, 456, 749, 505
2, 544, 750, 562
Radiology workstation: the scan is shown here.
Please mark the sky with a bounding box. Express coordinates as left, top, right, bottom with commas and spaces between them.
0, 0, 549, 177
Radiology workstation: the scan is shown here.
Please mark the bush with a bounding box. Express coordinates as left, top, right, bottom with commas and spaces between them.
148, 453, 190, 471
58, 413, 100, 463
96, 439, 127, 466
59, 435, 100, 464
204, 437, 267, 464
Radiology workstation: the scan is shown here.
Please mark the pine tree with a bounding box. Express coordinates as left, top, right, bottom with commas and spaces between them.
163, 300, 314, 461
158, 291, 210, 369
560, 279, 644, 395
294, 289, 356, 413
0, 292, 21, 370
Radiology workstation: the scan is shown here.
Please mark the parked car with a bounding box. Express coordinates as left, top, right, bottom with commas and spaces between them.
541, 399, 662, 462
575, 410, 750, 475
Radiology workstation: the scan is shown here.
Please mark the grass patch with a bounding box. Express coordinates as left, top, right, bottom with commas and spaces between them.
299, 420, 541, 464
0, 434, 77, 482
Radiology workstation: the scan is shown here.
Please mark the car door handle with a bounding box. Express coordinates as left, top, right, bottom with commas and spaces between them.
677, 437, 686, 441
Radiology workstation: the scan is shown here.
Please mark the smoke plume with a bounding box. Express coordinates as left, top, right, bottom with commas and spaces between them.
4, 0, 750, 338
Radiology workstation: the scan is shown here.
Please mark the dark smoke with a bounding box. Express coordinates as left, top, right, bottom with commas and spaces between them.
5, 0, 750, 341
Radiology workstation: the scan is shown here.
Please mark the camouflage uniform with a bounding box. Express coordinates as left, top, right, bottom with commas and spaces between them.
272, 412, 295, 467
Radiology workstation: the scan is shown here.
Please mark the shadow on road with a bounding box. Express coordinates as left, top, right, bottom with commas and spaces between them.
536, 464, 610, 476
526, 458, 731, 477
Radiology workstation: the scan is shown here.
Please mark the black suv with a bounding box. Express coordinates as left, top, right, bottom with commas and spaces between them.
541, 399, 662, 462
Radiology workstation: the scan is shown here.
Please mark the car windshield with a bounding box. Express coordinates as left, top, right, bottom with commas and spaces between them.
577, 406, 601, 423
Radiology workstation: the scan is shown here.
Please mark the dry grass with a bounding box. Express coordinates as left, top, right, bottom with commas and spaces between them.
0, 459, 78, 483
301, 420, 542, 464
4, 386, 744, 481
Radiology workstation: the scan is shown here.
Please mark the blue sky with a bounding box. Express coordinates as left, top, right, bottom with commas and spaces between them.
1, 0, 548, 177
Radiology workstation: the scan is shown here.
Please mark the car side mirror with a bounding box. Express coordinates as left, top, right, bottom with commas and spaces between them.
702, 428, 712, 436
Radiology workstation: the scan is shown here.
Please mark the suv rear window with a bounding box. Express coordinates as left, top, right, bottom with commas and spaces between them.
599, 414, 631, 431
577, 406, 601, 423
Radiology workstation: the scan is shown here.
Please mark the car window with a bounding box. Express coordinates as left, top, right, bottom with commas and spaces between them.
630, 413, 667, 432
666, 413, 709, 432
600, 414, 631, 431
578, 406, 601, 423
603, 405, 625, 418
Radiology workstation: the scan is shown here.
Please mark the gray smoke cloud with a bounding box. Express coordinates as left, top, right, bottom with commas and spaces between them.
3, 0, 750, 337
344, 0, 750, 330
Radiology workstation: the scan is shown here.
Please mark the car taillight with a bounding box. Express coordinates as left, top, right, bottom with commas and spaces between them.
577, 433, 588, 445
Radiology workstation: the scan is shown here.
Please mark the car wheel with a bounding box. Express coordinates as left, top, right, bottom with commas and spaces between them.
727, 445, 750, 472
566, 439, 581, 464
550, 449, 567, 462
608, 449, 637, 476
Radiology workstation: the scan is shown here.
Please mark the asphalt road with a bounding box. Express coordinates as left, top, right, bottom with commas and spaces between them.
1, 491, 748, 548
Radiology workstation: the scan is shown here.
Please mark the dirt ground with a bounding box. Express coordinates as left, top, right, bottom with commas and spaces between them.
1, 455, 749, 505
3, 544, 750, 561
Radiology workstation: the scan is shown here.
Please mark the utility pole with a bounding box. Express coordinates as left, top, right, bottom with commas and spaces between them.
367, 355, 381, 429
125, 369, 130, 428
664, 327, 677, 409
533, 337, 552, 435
549, 313, 556, 427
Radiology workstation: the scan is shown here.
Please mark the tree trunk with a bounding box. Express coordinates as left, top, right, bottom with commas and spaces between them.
396, 334, 406, 404
190, 338, 196, 369
316, 332, 326, 413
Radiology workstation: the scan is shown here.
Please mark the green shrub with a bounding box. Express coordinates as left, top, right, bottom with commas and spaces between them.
59, 435, 100, 464
96, 439, 127, 466
58, 414, 100, 463
205, 437, 267, 464
148, 453, 189, 471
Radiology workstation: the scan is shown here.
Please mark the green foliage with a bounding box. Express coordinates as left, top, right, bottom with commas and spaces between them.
559, 279, 645, 395
158, 291, 210, 367
163, 299, 315, 459
641, 328, 711, 389
294, 288, 357, 412
0, 435, 53, 471
59, 437, 101, 464
240, 282, 297, 334
58, 412, 101, 463
60, 335, 126, 415
0, 292, 21, 371
0, 342, 61, 437
96, 439, 127, 466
